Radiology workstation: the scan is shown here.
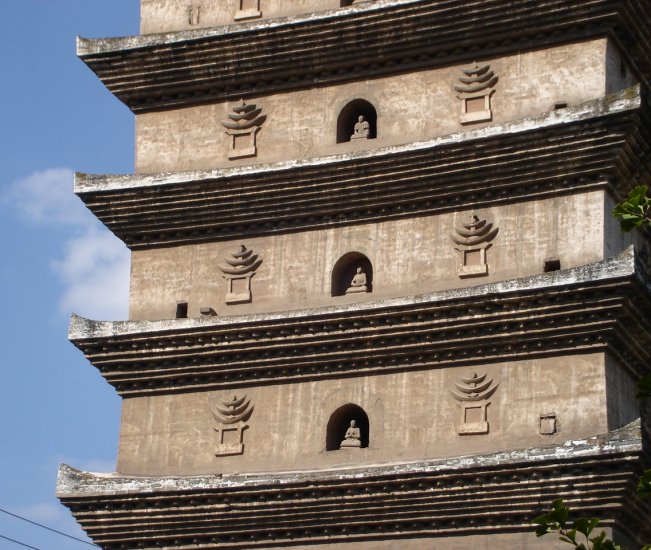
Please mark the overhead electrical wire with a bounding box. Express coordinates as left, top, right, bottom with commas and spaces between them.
0, 507, 99, 548
0, 533, 43, 550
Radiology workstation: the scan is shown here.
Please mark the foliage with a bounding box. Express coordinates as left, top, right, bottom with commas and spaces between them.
533, 499, 625, 550
639, 469, 651, 500
613, 185, 651, 231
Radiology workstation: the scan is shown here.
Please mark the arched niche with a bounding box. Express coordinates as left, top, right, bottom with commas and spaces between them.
331, 252, 373, 297
336, 99, 377, 143
326, 403, 370, 450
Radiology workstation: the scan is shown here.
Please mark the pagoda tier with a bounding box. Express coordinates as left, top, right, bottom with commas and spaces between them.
69, 247, 651, 398
75, 88, 649, 250
76, 0, 651, 112
57, 420, 650, 549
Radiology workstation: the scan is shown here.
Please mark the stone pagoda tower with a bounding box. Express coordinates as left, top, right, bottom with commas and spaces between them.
58, 1, 651, 548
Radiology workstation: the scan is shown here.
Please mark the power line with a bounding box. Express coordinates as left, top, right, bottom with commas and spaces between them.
0, 533, 43, 550
0, 508, 99, 548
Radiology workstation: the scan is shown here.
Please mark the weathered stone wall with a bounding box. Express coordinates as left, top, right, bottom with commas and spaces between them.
117, 353, 609, 475
605, 40, 639, 93
129, 192, 606, 320
134, 39, 620, 173
605, 353, 640, 430
140, 0, 345, 34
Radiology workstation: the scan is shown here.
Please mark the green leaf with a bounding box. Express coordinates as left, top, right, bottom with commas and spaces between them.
638, 469, 651, 499
532, 513, 549, 525
574, 517, 599, 537
550, 498, 569, 525
534, 523, 552, 537
591, 531, 606, 544
613, 185, 651, 231
565, 528, 578, 544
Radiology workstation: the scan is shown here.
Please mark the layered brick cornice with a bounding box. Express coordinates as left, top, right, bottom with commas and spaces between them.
69, 247, 651, 397
75, 88, 651, 250
56, 420, 650, 549
76, 0, 651, 113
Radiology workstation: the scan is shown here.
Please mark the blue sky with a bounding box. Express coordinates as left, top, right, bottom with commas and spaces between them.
1, 3, 139, 548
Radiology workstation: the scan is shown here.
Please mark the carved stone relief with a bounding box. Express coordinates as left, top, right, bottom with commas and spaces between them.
217, 245, 262, 304
450, 213, 498, 278
345, 267, 369, 294
340, 420, 362, 448
212, 394, 254, 456
235, 0, 261, 21
454, 62, 498, 124
188, 6, 200, 25
450, 371, 499, 435
350, 115, 370, 140
221, 100, 266, 160
539, 413, 558, 435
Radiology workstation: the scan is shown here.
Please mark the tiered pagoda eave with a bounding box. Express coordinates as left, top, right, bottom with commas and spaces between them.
69, 247, 651, 397
56, 419, 650, 549
75, 87, 650, 249
76, 0, 651, 112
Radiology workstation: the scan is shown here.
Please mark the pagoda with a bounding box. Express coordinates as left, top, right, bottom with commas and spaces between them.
58, 1, 651, 548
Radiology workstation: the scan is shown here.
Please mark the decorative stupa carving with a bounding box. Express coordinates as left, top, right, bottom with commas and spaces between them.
450, 213, 498, 277
450, 371, 499, 435
454, 62, 498, 124
212, 394, 254, 456
221, 100, 266, 159
217, 244, 262, 304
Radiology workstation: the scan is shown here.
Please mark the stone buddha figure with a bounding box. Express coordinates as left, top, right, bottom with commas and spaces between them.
340, 420, 361, 448
345, 267, 368, 294
350, 115, 370, 140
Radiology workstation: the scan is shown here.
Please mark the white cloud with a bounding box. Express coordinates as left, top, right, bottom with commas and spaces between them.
5, 168, 130, 320
3, 167, 89, 225
52, 227, 130, 320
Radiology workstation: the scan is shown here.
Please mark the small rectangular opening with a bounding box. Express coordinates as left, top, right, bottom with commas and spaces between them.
543, 258, 561, 272
554, 101, 568, 110
176, 301, 188, 319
